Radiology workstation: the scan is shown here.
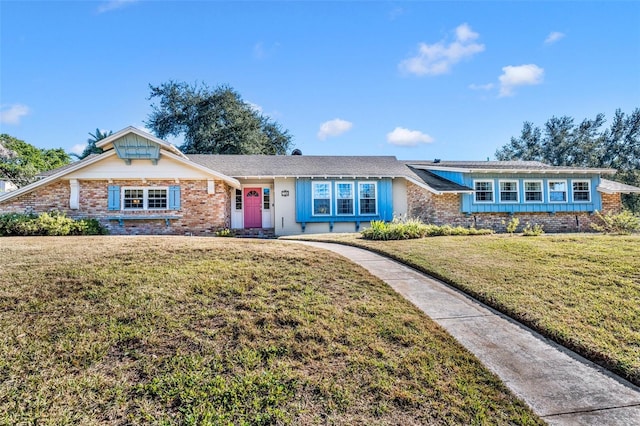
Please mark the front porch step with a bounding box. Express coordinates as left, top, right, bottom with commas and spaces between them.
233, 228, 276, 239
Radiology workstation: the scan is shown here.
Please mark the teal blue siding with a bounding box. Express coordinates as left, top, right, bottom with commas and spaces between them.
430, 170, 465, 185
296, 178, 393, 224
108, 185, 120, 210
168, 185, 181, 210
460, 174, 602, 214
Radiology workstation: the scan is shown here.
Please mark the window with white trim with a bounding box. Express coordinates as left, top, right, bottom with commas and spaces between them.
524, 180, 543, 202
474, 180, 494, 203
263, 188, 271, 210
312, 182, 331, 215
548, 181, 567, 202
336, 182, 354, 215
235, 189, 242, 210
499, 180, 519, 203
358, 182, 377, 215
123, 187, 167, 210
572, 180, 591, 202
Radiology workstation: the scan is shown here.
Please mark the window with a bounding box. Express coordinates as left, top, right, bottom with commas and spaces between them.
499, 180, 519, 203
359, 182, 377, 215
548, 181, 567, 202
123, 187, 167, 210
235, 189, 242, 210
263, 188, 271, 210
524, 180, 543, 202
474, 180, 494, 203
336, 182, 354, 215
572, 180, 591, 202
312, 182, 331, 215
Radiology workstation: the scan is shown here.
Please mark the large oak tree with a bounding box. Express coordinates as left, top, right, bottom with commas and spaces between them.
145, 81, 293, 155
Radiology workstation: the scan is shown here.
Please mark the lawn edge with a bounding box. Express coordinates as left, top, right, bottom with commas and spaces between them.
280, 235, 639, 387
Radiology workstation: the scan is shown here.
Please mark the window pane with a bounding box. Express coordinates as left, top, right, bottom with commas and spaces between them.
235, 189, 242, 210
263, 188, 270, 210
359, 183, 376, 214
336, 183, 353, 214
500, 182, 518, 202
313, 199, 331, 215
124, 189, 144, 209
313, 183, 330, 199
573, 182, 590, 201
313, 183, 331, 215
549, 182, 567, 202
148, 189, 167, 209
475, 181, 493, 202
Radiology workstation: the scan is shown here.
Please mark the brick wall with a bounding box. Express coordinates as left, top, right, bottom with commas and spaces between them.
406, 181, 624, 233
0, 179, 231, 236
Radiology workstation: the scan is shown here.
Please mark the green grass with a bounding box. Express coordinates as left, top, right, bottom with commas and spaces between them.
289, 232, 640, 386
0, 237, 541, 425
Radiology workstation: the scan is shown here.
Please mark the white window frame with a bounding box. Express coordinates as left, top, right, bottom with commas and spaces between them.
572, 180, 591, 203
122, 187, 168, 211
262, 187, 271, 210
335, 181, 355, 216
358, 182, 378, 215
548, 180, 568, 203
474, 180, 494, 203
523, 180, 544, 203
234, 189, 242, 211
499, 180, 519, 203
312, 181, 332, 216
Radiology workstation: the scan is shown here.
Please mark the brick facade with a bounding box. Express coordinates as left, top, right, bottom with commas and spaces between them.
0, 179, 231, 236
406, 181, 622, 233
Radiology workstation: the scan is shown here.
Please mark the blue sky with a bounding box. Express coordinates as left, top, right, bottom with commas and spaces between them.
1, 1, 639, 160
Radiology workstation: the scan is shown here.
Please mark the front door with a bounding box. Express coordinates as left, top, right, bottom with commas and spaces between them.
243, 188, 262, 228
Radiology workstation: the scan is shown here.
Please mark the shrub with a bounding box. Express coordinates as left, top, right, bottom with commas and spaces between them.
522, 222, 544, 236
215, 228, 235, 237
503, 217, 520, 235
591, 210, 640, 235
361, 217, 492, 240
0, 211, 108, 236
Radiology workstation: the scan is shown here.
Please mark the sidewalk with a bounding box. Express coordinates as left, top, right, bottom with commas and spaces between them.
292, 241, 640, 426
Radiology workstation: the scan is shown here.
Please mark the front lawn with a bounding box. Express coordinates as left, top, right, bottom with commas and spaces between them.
289, 233, 640, 386
0, 237, 540, 425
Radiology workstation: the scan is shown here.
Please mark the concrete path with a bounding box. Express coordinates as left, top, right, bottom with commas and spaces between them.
292, 241, 640, 426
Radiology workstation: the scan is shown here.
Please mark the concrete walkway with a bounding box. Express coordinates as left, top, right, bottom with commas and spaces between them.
292, 241, 640, 426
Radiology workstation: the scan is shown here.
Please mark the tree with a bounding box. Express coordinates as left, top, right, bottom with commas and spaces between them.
145, 81, 293, 155
72, 128, 113, 160
495, 109, 640, 211
0, 134, 71, 188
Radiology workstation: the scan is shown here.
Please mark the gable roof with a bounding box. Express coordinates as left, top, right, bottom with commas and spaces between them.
96, 126, 187, 159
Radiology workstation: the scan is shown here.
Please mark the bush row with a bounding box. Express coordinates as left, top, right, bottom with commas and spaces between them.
361, 218, 493, 240
0, 211, 108, 236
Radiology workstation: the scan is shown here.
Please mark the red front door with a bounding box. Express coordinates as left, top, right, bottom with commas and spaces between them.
244, 188, 262, 228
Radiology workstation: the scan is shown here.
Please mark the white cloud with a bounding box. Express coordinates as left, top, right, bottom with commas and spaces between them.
247, 102, 263, 114
70, 143, 87, 156
97, 0, 138, 14
317, 119, 353, 140
544, 31, 565, 45
498, 64, 544, 97
469, 83, 495, 91
399, 23, 485, 76
0, 104, 30, 125
253, 41, 280, 60
386, 127, 434, 147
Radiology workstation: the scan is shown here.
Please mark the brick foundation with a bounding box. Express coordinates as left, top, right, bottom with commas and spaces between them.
0, 179, 231, 236
406, 181, 623, 233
